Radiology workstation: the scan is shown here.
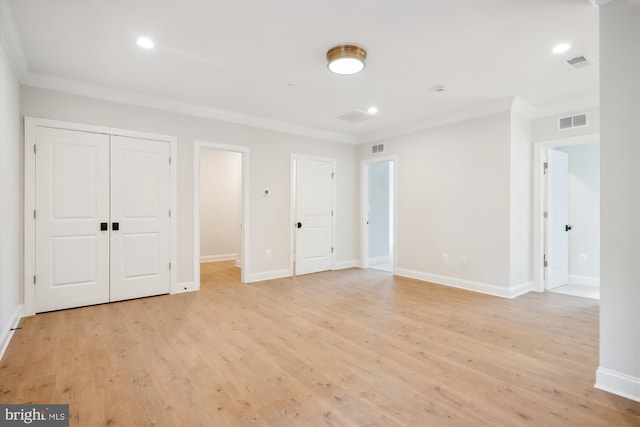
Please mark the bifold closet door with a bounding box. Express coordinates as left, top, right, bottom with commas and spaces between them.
35, 127, 111, 312
35, 128, 171, 312
109, 136, 171, 302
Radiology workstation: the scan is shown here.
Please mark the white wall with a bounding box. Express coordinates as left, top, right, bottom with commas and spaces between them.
21, 86, 359, 285
199, 149, 242, 262
367, 161, 390, 261
509, 103, 533, 288
0, 35, 22, 357
556, 143, 599, 281
596, 0, 640, 402
359, 111, 520, 296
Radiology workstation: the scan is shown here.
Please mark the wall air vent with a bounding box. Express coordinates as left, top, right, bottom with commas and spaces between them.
371, 144, 384, 154
558, 113, 588, 130
563, 55, 594, 70
336, 110, 376, 124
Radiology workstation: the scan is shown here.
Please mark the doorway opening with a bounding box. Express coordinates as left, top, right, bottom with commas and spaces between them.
361, 157, 396, 273
533, 134, 599, 299
193, 141, 250, 289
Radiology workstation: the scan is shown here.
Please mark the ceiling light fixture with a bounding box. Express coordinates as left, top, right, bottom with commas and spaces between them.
137, 36, 155, 49
552, 43, 571, 54
367, 106, 379, 114
326, 44, 367, 75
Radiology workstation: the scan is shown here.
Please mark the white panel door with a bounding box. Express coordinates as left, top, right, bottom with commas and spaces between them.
35, 127, 110, 312
546, 149, 570, 289
110, 136, 171, 301
295, 156, 334, 275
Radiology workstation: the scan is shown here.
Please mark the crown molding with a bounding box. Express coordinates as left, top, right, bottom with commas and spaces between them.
357, 98, 515, 144
23, 72, 358, 144
0, 0, 28, 81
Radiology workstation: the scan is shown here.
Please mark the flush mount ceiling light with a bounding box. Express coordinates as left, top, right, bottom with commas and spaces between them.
552, 42, 571, 54
136, 36, 155, 49
326, 44, 367, 75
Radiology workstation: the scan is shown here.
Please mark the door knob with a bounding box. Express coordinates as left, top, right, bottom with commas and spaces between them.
297, 222, 302, 229
112, 222, 120, 231
100, 222, 108, 231
565, 225, 572, 232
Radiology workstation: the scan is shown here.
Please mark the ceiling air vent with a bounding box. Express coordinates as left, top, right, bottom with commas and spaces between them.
558, 113, 588, 130
564, 55, 594, 70
336, 110, 376, 124
371, 144, 384, 154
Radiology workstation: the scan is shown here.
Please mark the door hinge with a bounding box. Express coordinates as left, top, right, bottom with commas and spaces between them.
169, 262, 172, 270
33, 145, 37, 154
331, 247, 335, 254
33, 275, 36, 285
543, 254, 548, 268
33, 210, 36, 219
331, 172, 335, 179
543, 211, 548, 219
169, 157, 172, 165
543, 162, 548, 174
331, 210, 334, 217
168, 209, 171, 217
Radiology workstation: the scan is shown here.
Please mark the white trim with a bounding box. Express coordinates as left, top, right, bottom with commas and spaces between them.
173, 282, 196, 294
0, 304, 23, 361
361, 155, 398, 272
395, 268, 531, 299
334, 260, 360, 270
532, 133, 600, 292
569, 275, 600, 287
193, 141, 250, 289
23, 117, 178, 315
0, 1, 28, 80
200, 254, 238, 263
596, 367, 640, 403
290, 154, 336, 276
23, 72, 356, 145
368, 256, 391, 266
245, 269, 291, 283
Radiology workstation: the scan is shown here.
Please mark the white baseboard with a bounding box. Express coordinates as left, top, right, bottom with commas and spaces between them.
367, 256, 390, 266
395, 268, 530, 299
200, 253, 237, 263
569, 275, 600, 287
334, 259, 360, 270
245, 269, 291, 283
172, 281, 196, 294
596, 367, 640, 402
235, 259, 241, 268
0, 304, 24, 361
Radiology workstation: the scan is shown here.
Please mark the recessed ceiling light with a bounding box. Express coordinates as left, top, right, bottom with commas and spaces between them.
367, 106, 378, 114
137, 36, 155, 49
552, 43, 571, 54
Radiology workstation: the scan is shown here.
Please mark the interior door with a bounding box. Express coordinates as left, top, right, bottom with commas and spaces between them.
294, 156, 334, 275
35, 127, 110, 312
110, 136, 171, 301
546, 148, 570, 289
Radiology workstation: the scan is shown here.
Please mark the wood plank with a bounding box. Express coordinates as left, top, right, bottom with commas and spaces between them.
0, 261, 638, 426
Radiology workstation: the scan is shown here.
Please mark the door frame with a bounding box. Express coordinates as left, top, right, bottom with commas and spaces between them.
532, 132, 599, 292
24, 117, 178, 316
361, 155, 398, 270
289, 154, 336, 276
193, 141, 250, 287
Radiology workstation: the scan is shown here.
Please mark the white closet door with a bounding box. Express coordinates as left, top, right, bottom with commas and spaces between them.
109, 136, 171, 301
295, 156, 334, 275
35, 127, 110, 312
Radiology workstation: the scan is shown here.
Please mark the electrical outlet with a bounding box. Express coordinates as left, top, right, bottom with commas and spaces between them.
460, 256, 467, 265
579, 253, 587, 263
266, 249, 272, 258
442, 253, 448, 262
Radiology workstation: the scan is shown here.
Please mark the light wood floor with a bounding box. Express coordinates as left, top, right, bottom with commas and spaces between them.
1, 262, 639, 426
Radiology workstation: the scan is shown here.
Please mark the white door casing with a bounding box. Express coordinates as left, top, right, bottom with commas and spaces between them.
292, 155, 335, 276
110, 136, 171, 301
34, 127, 111, 312
546, 148, 570, 289
25, 118, 177, 315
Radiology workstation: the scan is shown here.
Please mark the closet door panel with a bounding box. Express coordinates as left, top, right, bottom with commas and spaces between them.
35, 127, 110, 312
110, 136, 171, 301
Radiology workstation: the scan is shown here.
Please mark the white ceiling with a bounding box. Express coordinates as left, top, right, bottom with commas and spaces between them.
2, 0, 599, 143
